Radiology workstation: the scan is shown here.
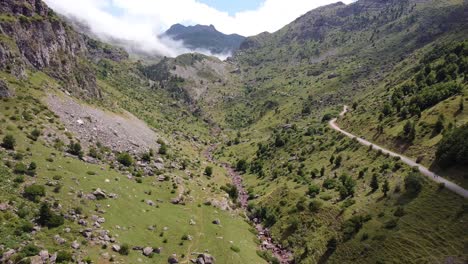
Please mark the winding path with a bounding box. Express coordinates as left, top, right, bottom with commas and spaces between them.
329, 106, 468, 199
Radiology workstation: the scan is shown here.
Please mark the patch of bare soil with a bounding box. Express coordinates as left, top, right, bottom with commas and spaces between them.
46, 93, 159, 153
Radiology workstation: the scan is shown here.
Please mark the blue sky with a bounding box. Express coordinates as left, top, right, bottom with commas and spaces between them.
198, 0, 264, 15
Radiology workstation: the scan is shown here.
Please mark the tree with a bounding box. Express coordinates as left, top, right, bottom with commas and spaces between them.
204, 166, 213, 177
382, 179, 390, 197
435, 124, 468, 168
459, 97, 464, 111
37, 203, 64, 228
2, 134, 16, 150
370, 174, 379, 192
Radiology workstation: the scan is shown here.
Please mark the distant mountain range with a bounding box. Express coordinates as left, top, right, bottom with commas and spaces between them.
162, 24, 245, 55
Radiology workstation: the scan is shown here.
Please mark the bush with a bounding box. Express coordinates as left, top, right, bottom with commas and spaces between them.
204, 166, 213, 177
404, 173, 423, 194
323, 178, 336, 189
2, 134, 16, 150
119, 243, 130, 255
307, 184, 320, 197
308, 199, 322, 212
158, 143, 168, 155
230, 245, 241, 253
384, 219, 398, 229
13, 162, 28, 174
22, 244, 40, 256
67, 141, 83, 158
236, 159, 248, 172
117, 152, 133, 166
24, 184, 45, 201
56, 251, 73, 263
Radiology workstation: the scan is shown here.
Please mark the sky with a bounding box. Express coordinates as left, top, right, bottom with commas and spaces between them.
44, 0, 355, 57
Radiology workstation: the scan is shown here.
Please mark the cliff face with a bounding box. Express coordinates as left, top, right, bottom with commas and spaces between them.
0, 0, 100, 98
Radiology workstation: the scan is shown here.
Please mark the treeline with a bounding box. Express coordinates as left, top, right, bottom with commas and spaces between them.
385, 41, 467, 119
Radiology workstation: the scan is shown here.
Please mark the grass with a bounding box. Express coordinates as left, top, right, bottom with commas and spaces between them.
0, 71, 265, 263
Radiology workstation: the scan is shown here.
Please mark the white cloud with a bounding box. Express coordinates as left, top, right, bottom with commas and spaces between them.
44, 0, 355, 57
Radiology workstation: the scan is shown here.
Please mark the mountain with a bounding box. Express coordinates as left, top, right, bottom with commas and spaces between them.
163, 23, 245, 55
0, 0, 467, 263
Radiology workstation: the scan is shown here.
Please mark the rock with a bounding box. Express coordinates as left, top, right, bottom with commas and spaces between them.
64, 227, 71, 233
112, 244, 121, 252
2, 249, 16, 261
168, 254, 179, 263
54, 235, 66, 245
148, 225, 155, 231
50, 252, 57, 263
189, 219, 196, 225
133, 246, 144, 251
0, 80, 13, 98
101, 252, 110, 259
108, 193, 118, 199
39, 250, 49, 261
30, 256, 43, 264
146, 200, 155, 206
197, 253, 215, 264
0, 203, 10, 211
212, 219, 220, 225
93, 188, 107, 199
157, 175, 166, 181
143, 247, 153, 256
171, 198, 180, 204
84, 193, 97, 200
71, 241, 80, 249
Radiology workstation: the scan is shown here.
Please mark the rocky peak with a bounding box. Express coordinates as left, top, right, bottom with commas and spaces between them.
0, 0, 102, 98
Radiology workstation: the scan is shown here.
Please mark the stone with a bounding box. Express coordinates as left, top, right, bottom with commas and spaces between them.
197, 253, 215, 264
101, 252, 110, 259
143, 247, 153, 256
39, 250, 49, 261
112, 244, 121, 252
0, 80, 13, 98
93, 188, 107, 199
50, 252, 57, 263
146, 200, 155, 206
71, 241, 80, 249
2, 249, 16, 261
189, 219, 196, 225
30, 256, 43, 264
54, 235, 66, 245
0, 203, 10, 211
64, 227, 71, 233
168, 254, 179, 264
212, 219, 220, 225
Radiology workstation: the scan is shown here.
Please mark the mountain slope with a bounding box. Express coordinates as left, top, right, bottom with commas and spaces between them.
163, 24, 245, 55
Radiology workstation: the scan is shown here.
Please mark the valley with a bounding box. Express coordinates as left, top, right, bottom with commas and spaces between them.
0, 0, 467, 263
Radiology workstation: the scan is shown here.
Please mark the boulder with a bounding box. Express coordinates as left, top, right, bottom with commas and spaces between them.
93, 188, 107, 199
71, 241, 80, 249
0, 203, 10, 211
30, 256, 43, 264
0, 80, 13, 98
112, 244, 121, 252
143, 247, 153, 256
39, 250, 49, 261
2, 249, 16, 261
168, 254, 179, 263
197, 253, 215, 264
146, 200, 155, 206
212, 219, 220, 225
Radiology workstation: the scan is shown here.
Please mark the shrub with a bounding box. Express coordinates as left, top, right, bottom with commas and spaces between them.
22, 244, 40, 256
308, 199, 322, 212
370, 174, 379, 192
158, 143, 167, 155
119, 243, 130, 255
2, 134, 16, 150
323, 178, 336, 189
404, 173, 423, 194
117, 152, 133, 166
230, 245, 241, 253
204, 166, 213, 177
56, 251, 73, 263
14, 162, 28, 174
24, 184, 45, 201
307, 184, 320, 197
29, 129, 41, 141
236, 159, 248, 172
384, 219, 398, 229
67, 141, 83, 158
